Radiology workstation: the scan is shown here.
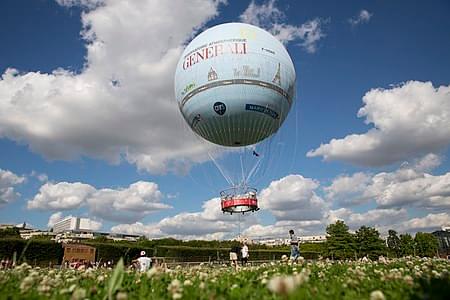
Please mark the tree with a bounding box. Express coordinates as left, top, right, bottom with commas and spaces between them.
399, 233, 415, 256
355, 226, 386, 259
325, 220, 355, 260
0, 227, 21, 239
387, 229, 401, 257
414, 232, 439, 257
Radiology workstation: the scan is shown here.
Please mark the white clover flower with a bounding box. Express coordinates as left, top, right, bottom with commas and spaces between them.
267, 275, 296, 296
404, 275, 414, 286
20, 276, 34, 293
183, 279, 192, 286
370, 290, 386, 300
71, 288, 86, 300
172, 292, 182, 299
116, 291, 128, 300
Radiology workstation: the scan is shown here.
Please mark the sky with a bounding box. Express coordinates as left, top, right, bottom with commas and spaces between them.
0, 0, 449, 240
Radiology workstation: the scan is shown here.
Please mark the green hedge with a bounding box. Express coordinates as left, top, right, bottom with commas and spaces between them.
85, 242, 153, 264
0, 239, 323, 265
0, 238, 63, 266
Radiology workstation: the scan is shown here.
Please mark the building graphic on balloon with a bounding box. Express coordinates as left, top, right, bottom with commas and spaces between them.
175, 23, 296, 214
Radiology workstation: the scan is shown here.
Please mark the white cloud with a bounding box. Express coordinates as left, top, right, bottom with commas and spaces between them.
0, 0, 225, 174
243, 220, 324, 238
239, 0, 325, 52
28, 181, 170, 223
0, 169, 26, 207
324, 172, 372, 205
111, 197, 258, 240
259, 174, 328, 221
87, 181, 169, 223
307, 81, 450, 166
322, 154, 450, 210
30, 171, 49, 183
47, 212, 66, 227
28, 182, 95, 210
111, 222, 163, 238
348, 9, 373, 27
324, 207, 450, 234
55, 0, 104, 9
396, 213, 450, 233
326, 208, 408, 231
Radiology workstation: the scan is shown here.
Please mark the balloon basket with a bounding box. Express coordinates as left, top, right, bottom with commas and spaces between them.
220, 187, 259, 214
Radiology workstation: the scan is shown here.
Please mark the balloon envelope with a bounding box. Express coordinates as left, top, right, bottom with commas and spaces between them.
175, 23, 296, 147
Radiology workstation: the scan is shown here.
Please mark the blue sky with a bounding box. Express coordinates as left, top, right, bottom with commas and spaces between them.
0, 0, 449, 239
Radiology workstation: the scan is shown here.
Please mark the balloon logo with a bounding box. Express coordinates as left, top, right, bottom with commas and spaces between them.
213, 102, 226, 115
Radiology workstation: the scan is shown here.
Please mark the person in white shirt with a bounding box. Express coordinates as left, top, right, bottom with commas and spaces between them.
241, 243, 249, 265
136, 250, 152, 272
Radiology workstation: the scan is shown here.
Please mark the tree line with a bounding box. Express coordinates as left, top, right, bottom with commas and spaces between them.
324, 220, 439, 259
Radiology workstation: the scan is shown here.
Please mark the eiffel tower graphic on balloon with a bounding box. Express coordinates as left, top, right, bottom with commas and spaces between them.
272, 63, 281, 85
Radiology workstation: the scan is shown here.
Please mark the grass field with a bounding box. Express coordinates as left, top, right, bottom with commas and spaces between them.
0, 257, 449, 299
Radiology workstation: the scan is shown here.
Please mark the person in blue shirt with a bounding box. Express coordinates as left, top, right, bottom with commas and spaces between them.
289, 229, 300, 261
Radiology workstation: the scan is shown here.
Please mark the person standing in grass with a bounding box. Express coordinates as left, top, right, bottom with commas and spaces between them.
289, 229, 300, 262
241, 242, 249, 265
230, 245, 240, 270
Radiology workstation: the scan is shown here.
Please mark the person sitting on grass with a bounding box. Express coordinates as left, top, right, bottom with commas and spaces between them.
133, 250, 152, 272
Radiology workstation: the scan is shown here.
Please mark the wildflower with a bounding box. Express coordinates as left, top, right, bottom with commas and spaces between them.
404, 275, 414, 286
281, 255, 288, 262
183, 279, 193, 286
370, 290, 386, 300
168, 279, 183, 298
199, 282, 206, 289
231, 284, 239, 289
147, 267, 160, 278
267, 275, 296, 296
20, 276, 34, 293
116, 291, 128, 300
173, 292, 182, 299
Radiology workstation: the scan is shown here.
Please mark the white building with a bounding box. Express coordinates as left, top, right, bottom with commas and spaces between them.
52, 217, 98, 233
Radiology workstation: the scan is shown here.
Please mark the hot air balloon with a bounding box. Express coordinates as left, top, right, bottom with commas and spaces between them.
174, 23, 296, 214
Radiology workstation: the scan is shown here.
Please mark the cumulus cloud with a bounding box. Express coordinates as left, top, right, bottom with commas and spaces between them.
47, 212, 65, 227
28, 182, 95, 210
243, 220, 324, 238
28, 181, 170, 223
0, 169, 26, 207
348, 9, 373, 27
326, 207, 408, 231
396, 213, 450, 232
30, 171, 49, 182
324, 172, 372, 206
259, 174, 328, 221
239, 0, 325, 52
0, 0, 225, 174
307, 81, 450, 166
111, 197, 257, 240
323, 154, 450, 210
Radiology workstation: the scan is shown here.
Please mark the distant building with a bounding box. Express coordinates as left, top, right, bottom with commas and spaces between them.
432, 226, 450, 258
19, 228, 56, 240
299, 235, 327, 243
255, 235, 327, 246
53, 216, 98, 233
